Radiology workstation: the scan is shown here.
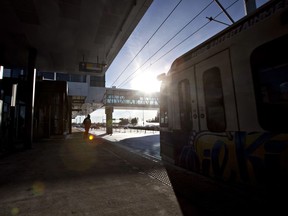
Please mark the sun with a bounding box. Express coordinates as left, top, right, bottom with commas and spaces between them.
131, 72, 160, 93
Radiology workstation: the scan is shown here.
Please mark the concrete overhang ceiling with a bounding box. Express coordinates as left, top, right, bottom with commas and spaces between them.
0, 0, 152, 75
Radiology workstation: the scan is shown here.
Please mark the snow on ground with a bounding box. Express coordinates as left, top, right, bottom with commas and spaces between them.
90, 127, 161, 160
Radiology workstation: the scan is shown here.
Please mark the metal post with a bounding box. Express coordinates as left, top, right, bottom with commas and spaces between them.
25, 48, 37, 149
214, 0, 235, 24
243, 0, 257, 15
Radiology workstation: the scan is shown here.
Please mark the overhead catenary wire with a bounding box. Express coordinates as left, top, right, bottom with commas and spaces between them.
110, 0, 183, 87
118, 0, 240, 88
117, 0, 215, 88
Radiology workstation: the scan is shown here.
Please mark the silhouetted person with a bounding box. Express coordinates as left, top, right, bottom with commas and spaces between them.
82, 114, 91, 139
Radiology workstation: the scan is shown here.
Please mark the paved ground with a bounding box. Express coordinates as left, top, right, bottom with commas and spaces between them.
89, 128, 288, 216
0, 130, 207, 216
1, 129, 285, 216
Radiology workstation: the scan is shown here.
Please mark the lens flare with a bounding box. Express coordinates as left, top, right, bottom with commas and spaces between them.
32, 181, 45, 196
11, 207, 19, 215
88, 135, 94, 140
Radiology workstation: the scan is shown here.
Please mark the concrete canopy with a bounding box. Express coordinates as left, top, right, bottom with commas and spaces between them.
0, 0, 152, 75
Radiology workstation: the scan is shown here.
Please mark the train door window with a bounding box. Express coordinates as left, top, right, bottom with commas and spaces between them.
203, 67, 226, 132
160, 85, 168, 127
178, 79, 192, 131
251, 34, 288, 131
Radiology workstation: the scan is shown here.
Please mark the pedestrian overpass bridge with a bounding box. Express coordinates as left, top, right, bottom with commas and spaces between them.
102, 87, 159, 109
68, 82, 159, 116
68, 83, 160, 133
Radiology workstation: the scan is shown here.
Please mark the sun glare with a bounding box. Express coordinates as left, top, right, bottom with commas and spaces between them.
131, 73, 160, 93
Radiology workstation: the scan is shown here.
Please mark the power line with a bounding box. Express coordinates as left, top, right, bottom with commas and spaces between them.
148, 1, 240, 64
110, 0, 183, 87
118, 0, 216, 88
118, 0, 240, 88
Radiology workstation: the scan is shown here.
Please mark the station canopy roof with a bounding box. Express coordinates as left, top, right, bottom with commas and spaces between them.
0, 0, 152, 76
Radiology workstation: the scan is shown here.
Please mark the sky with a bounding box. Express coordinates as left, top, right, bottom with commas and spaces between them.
87, 0, 269, 124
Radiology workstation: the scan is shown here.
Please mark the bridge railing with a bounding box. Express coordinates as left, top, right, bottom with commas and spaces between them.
102, 87, 159, 108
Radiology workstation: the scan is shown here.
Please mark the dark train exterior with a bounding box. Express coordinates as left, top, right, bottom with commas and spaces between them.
158, 0, 288, 203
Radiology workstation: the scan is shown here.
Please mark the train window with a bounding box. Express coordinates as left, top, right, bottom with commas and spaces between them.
160, 85, 168, 127
251, 35, 288, 131
203, 67, 226, 132
178, 79, 192, 131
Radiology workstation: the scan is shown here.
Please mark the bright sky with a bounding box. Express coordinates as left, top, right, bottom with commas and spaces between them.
88, 0, 268, 124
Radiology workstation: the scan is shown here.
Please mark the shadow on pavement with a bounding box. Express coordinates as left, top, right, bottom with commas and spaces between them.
164, 162, 288, 216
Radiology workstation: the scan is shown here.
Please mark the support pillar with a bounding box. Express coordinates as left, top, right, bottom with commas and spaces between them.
105, 106, 113, 135
68, 105, 72, 134
68, 96, 72, 134
8, 106, 15, 152
8, 84, 17, 151
25, 48, 37, 149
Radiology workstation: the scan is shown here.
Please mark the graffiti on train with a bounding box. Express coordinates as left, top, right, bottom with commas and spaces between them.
178, 132, 288, 184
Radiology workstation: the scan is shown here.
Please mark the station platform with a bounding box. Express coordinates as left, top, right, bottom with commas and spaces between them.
0, 130, 206, 216
2, 130, 284, 216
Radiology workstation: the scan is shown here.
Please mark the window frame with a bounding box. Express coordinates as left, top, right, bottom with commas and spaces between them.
203, 67, 226, 132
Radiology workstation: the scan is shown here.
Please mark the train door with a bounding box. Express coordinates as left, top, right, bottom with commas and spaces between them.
169, 67, 200, 168
195, 49, 238, 132
171, 68, 198, 132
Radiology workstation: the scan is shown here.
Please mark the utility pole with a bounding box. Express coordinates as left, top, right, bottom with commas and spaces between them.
214, 0, 235, 24
243, 0, 257, 15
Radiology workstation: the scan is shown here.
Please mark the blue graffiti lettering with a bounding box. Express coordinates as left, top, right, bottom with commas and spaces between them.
235, 132, 279, 183
211, 140, 228, 179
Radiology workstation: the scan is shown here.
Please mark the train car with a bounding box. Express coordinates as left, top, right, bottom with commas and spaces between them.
158, 0, 288, 208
